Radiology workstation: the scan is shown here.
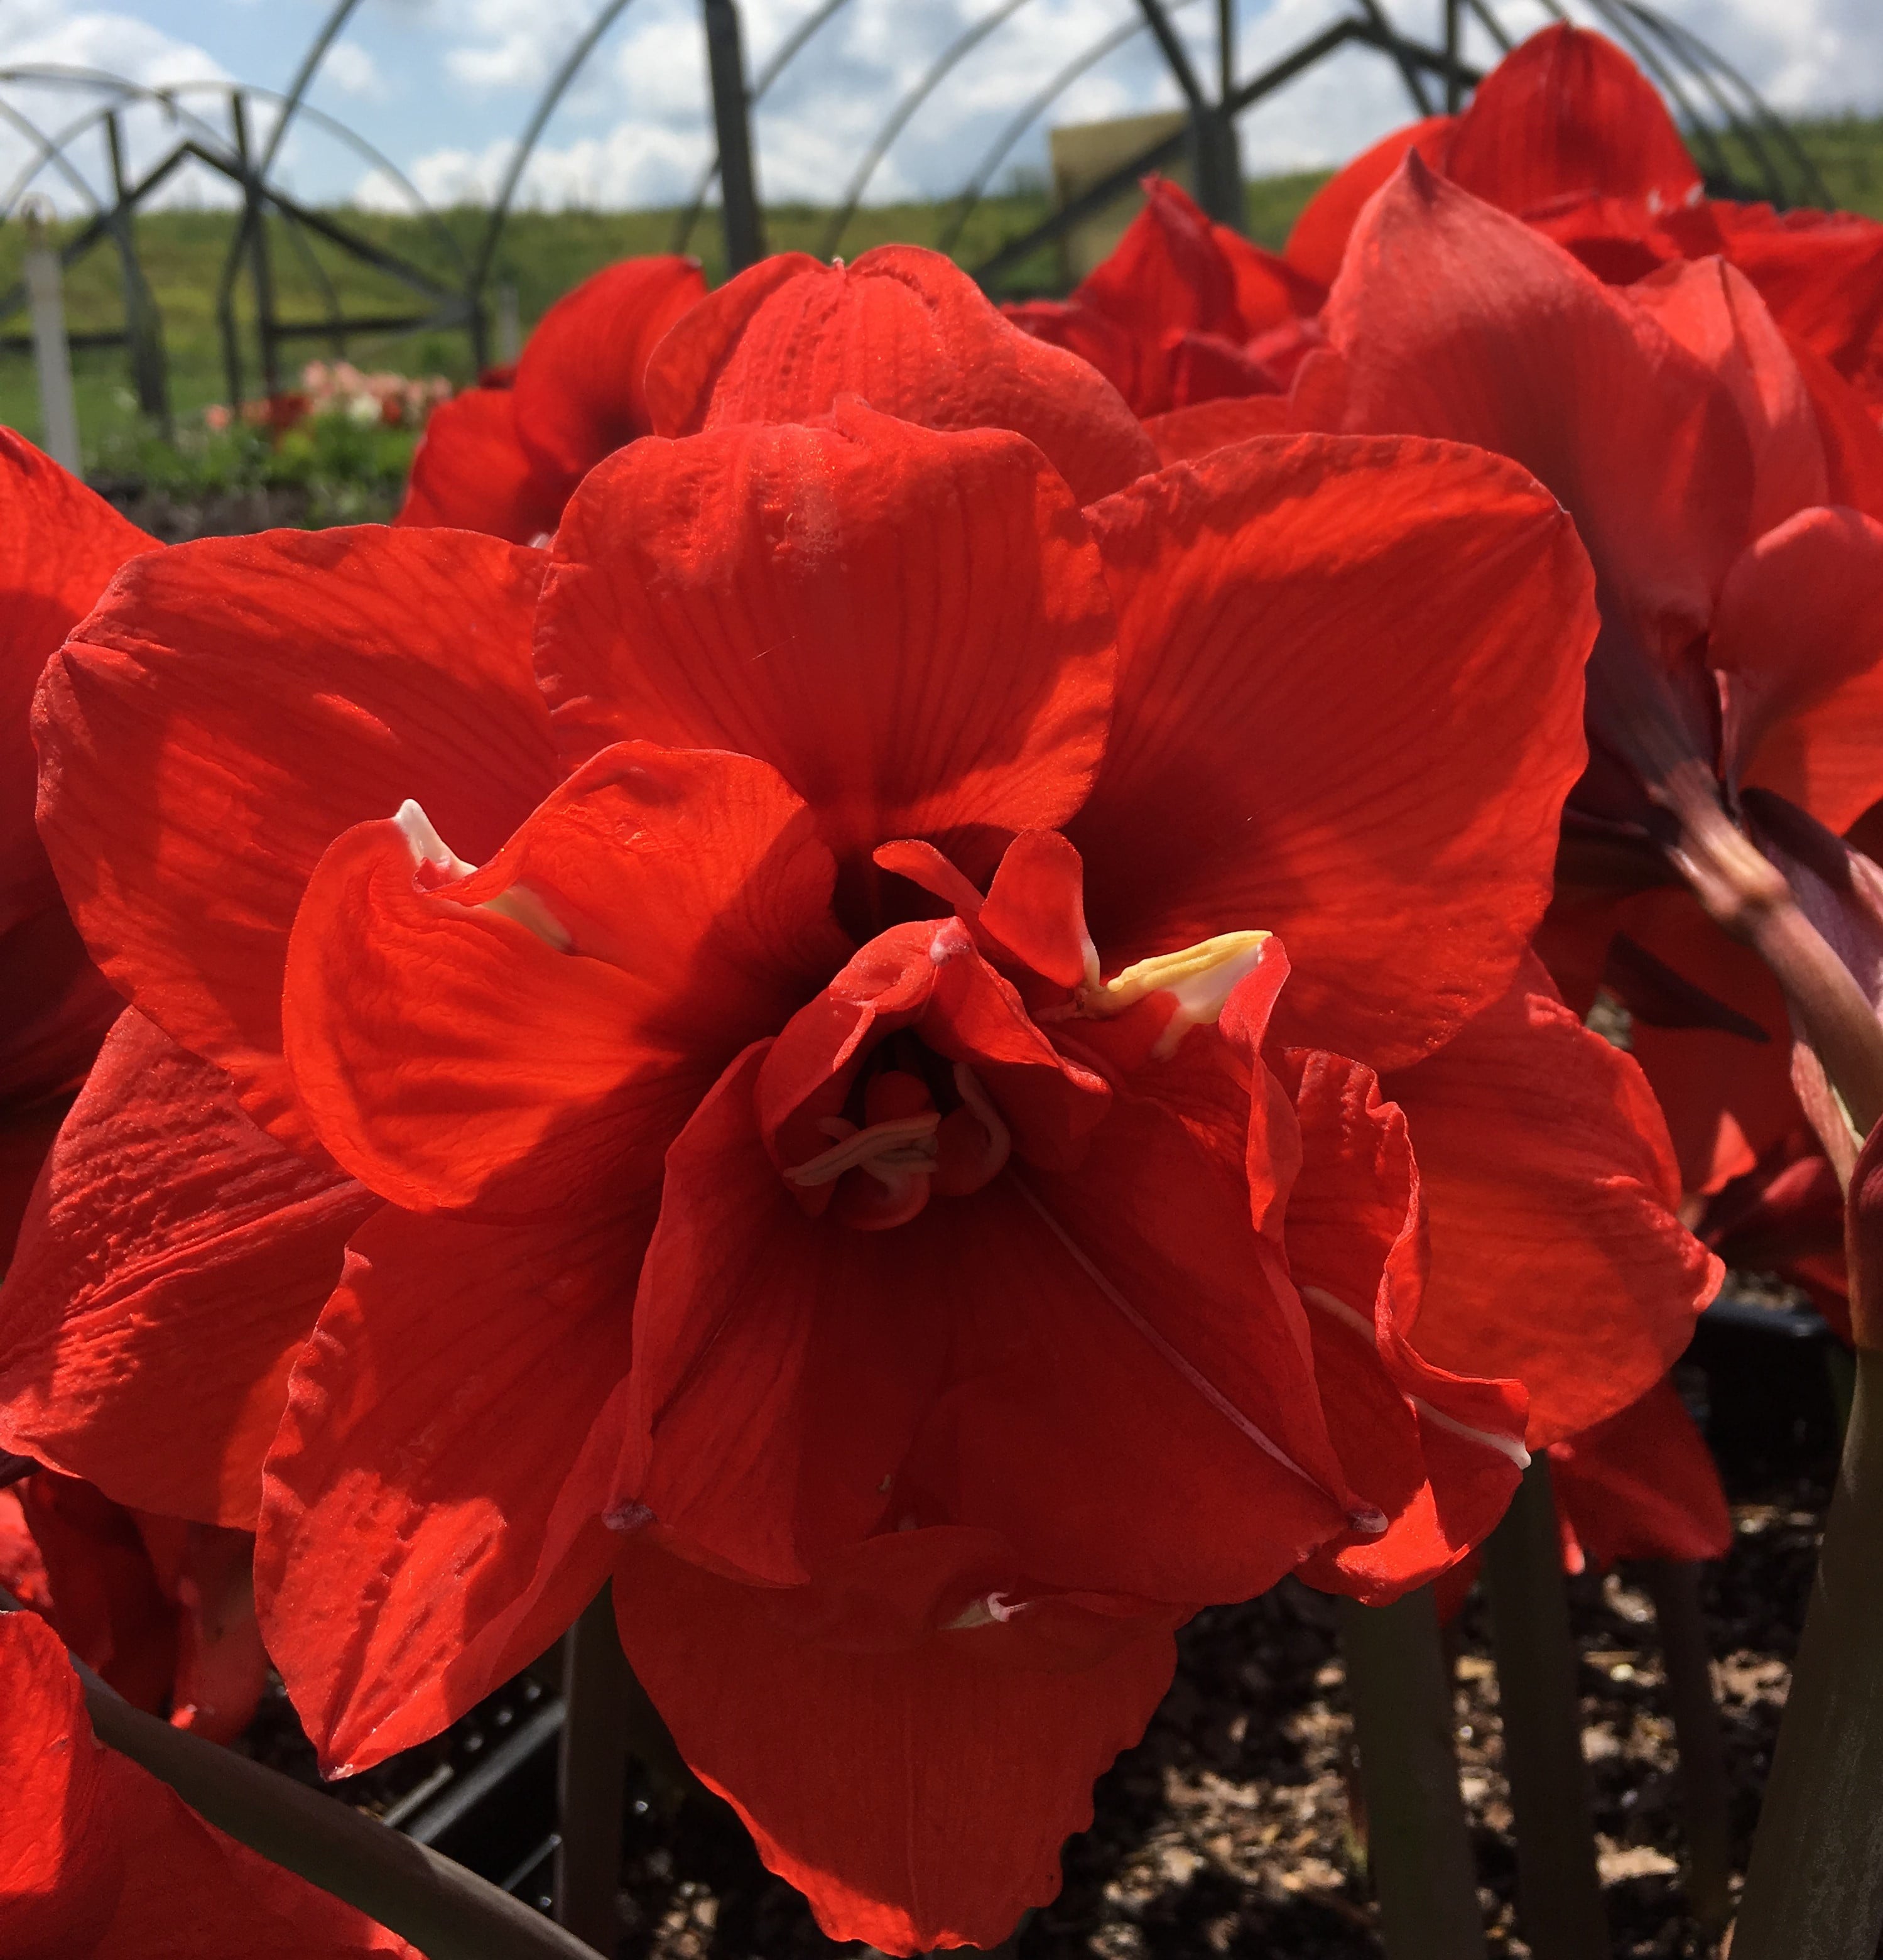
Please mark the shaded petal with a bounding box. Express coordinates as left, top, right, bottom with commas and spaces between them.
15, 1471, 175, 1711
256, 1199, 647, 1774
1728, 508, 1883, 834
509, 254, 707, 488
393, 384, 565, 543
1710, 205, 1883, 391
283, 743, 844, 1216
38, 528, 557, 1148
1383, 956, 1722, 1447
538, 399, 1117, 872
0, 431, 153, 934
1323, 158, 1754, 643
1144, 394, 1295, 464
642, 244, 1157, 502
1629, 257, 1827, 538
0, 1011, 375, 1527
1445, 23, 1701, 215
0, 1612, 416, 1959
1549, 1377, 1731, 1569
613, 1535, 1176, 1954
1074, 433, 1595, 1069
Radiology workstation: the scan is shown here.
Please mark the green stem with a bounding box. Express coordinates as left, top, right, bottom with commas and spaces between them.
1634, 1560, 1731, 1939
1734, 1346, 1883, 1959
555, 1587, 634, 1951
1337, 1588, 1488, 1959
1482, 1458, 1609, 1960
66, 1640, 605, 1959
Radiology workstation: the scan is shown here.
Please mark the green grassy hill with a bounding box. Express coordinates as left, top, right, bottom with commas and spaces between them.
1, 112, 1877, 464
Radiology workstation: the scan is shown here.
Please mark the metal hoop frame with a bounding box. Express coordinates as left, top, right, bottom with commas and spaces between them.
0, 0, 1837, 420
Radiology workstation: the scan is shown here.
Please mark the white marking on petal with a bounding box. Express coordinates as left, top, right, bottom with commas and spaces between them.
393, 798, 475, 882
1014, 1180, 1357, 1520
1300, 1285, 1531, 1473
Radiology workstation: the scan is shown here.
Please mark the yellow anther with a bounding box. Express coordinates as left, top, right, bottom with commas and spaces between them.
1061, 930, 1271, 1057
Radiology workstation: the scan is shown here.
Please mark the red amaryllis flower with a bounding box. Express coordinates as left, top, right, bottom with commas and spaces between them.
1281, 26, 1883, 415
0, 1609, 413, 1959
0, 1470, 264, 1743
2, 393, 1645, 1945
1700, 1127, 1852, 1342
396, 254, 707, 542
0, 435, 153, 1260
1442, 25, 1883, 413
1293, 141, 1883, 1200
1004, 175, 1326, 417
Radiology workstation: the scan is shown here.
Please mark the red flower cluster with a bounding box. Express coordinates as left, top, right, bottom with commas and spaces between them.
11, 21, 1844, 1952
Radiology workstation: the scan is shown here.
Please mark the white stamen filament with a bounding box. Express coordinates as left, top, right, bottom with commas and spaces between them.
394, 798, 474, 881
950, 1063, 1012, 1185
784, 1112, 941, 1189
1300, 1285, 1532, 1472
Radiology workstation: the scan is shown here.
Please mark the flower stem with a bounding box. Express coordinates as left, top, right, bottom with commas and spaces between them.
22, 1604, 605, 1960
1336, 1587, 1488, 1959
1482, 1457, 1609, 1960
555, 1586, 635, 1949
1733, 1346, 1883, 1959
1634, 1560, 1731, 1940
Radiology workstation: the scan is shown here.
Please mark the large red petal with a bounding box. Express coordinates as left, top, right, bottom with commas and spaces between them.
538, 400, 1117, 872
0, 1612, 416, 1958
256, 1198, 646, 1773
920, 1052, 1356, 1601
1728, 508, 1883, 834
0, 1011, 374, 1527
1445, 24, 1701, 216
1322, 158, 1754, 645
283, 743, 844, 1217
1283, 114, 1455, 288
616, 1045, 954, 1587
37, 528, 558, 1150
612, 1535, 1176, 1954
394, 385, 564, 543
641, 244, 1157, 503
0, 432, 153, 935
1383, 957, 1722, 1447
1074, 433, 1594, 1069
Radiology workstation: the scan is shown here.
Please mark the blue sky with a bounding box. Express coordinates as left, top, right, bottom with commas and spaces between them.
1, 0, 1879, 215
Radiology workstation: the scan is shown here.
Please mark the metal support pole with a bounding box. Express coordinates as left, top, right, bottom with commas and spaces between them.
1444, 0, 1463, 114
230, 94, 281, 399
702, 0, 766, 273
1482, 1459, 1609, 1960
496, 282, 522, 366
104, 112, 170, 432
1217, 0, 1235, 99
1134, 0, 1240, 227
21, 202, 80, 474
1339, 1590, 1490, 1960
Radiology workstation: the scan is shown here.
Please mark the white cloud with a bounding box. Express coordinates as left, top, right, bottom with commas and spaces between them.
0, 4, 234, 212
322, 38, 386, 102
